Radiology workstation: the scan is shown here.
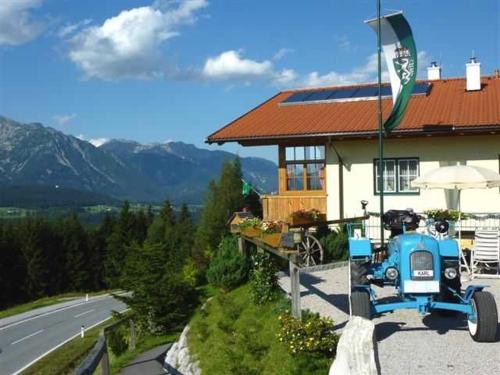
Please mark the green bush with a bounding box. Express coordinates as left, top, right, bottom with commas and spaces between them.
320, 225, 349, 262
277, 311, 339, 357
107, 326, 128, 356
250, 252, 279, 305
207, 237, 249, 291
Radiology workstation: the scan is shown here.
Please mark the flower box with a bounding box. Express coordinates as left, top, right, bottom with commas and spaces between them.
241, 227, 261, 238
260, 232, 283, 248
288, 213, 327, 226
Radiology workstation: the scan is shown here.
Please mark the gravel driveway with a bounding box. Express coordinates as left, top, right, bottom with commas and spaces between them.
278, 266, 500, 375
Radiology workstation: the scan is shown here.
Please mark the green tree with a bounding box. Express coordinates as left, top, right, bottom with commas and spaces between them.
194, 158, 244, 268
120, 241, 198, 333
61, 214, 90, 291
105, 201, 135, 288
0, 222, 27, 308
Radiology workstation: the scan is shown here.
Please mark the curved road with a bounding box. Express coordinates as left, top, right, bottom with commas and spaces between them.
0, 295, 126, 374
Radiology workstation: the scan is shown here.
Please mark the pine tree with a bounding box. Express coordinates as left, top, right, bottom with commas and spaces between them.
193, 158, 245, 269
62, 214, 90, 291
105, 201, 135, 288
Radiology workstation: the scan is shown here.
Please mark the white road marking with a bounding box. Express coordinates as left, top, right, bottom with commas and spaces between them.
74, 309, 95, 318
0, 295, 113, 332
11, 308, 129, 375
10, 329, 44, 345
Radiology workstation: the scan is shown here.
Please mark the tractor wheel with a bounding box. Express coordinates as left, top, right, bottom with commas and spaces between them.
351, 291, 372, 320
350, 259, 370, 290
468, 291, 498, 342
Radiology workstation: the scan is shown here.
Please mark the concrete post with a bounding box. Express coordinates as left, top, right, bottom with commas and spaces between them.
289, 257, 301, 320
129, 319, 136, 350
238, 236, 246, 255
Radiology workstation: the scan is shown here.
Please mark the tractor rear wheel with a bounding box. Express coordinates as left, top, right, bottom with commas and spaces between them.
350, 259, 370, 290
468, 291, 498, 342
351, 291, 371, 320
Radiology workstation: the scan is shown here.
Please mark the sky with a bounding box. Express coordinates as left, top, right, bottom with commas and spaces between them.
0, 0, 498, 162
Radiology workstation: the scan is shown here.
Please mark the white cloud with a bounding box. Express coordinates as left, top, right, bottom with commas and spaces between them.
67, 0, 208, 80
0, 0, 44, 45
202, 50, 273, 80
273, 48, 293, 61
57, 19, 92, 38
334, 34, 355, 51
52, 113, 77, 126
201, 49, 299, 87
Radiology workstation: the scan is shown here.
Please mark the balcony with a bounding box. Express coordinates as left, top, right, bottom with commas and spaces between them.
261, 194, 327, 221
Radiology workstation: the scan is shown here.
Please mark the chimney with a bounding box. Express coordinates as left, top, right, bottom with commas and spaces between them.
466, 57, 481, 91
427, 61, 441, 80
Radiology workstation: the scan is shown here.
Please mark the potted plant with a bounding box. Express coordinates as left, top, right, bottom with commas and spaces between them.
288, 209, 326, 226
424, 209, 468, 237
260, 220, 285, 247
239, 217, 262, 237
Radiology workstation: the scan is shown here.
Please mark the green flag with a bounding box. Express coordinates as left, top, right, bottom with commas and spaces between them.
242, 179, 252, 196
367, 12, 417, 133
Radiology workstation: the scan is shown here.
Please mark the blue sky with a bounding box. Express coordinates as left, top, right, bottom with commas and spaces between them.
0, 0, 498, 162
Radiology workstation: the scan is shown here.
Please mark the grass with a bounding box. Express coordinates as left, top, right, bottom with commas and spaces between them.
188, 284, 332, 375
0, 290, 114, 320
22, 318, 115, 375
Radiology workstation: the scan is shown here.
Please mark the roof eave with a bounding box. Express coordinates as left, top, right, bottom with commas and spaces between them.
206, 124, 500, 146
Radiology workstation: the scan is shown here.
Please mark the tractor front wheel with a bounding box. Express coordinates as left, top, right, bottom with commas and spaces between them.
351, 291, 372, 320
468, 291, 498, 342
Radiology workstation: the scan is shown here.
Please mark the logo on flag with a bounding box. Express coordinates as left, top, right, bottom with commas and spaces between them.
366, 12, 417, 133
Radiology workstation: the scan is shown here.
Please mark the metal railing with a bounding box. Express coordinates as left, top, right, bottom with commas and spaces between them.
74, 317, 137, 375
362, 212, 500, 243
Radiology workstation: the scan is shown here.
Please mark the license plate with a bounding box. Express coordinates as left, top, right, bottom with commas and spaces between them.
414, 270, 433, 277
404, 280, 440, 293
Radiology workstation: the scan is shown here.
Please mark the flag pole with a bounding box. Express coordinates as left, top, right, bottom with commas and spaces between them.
377, 0, 385, 247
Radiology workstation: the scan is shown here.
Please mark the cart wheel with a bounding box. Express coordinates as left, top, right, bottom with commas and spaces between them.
351, 291, 372, 319
297, 233, 323, 267
468, 291, 498, 342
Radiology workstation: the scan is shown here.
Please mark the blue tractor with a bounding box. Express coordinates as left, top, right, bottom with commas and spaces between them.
349, 208, 498, 342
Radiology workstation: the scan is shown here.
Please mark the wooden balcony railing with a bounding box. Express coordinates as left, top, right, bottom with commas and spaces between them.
261, 194, 327, 222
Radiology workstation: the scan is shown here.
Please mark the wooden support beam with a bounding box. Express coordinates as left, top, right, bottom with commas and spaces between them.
289, 256, 301, 320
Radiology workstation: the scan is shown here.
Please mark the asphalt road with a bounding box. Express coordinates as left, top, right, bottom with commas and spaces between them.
0, 295, 127, 375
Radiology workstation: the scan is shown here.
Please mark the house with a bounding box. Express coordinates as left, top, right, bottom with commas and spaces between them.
207, 59, 500, 223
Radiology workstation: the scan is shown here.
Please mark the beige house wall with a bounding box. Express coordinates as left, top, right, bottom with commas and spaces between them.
325, 134, 500, 220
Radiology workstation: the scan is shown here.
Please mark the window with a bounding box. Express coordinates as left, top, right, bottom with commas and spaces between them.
375, 158, 419, 194
284, 146, 325, 191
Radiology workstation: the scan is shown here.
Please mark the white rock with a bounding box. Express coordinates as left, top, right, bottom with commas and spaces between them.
329, 316, 378, 375
164, 325, 201, 375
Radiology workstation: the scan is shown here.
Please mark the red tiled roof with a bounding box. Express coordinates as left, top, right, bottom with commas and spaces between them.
207, 76, 500, 144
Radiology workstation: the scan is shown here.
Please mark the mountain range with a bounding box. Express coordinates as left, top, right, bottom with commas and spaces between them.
0, 116, 277, 205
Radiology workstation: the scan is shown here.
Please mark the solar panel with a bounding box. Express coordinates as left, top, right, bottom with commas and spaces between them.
330, 88, 357, 100
412, 82, 430, 95
282, 91, 313, 103
304, 90, 335, 101
281, 83, 431, 105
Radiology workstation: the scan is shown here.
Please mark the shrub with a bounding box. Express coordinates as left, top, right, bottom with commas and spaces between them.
320, 225, 349, 262
277, 311, 339, 357
207, 237, 249, 291
107, 326, 128, 356
183, 258, 204, 287
250, 252, 279, 304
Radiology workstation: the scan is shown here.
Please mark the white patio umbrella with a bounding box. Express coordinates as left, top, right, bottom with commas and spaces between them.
412, 165, 500, 273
